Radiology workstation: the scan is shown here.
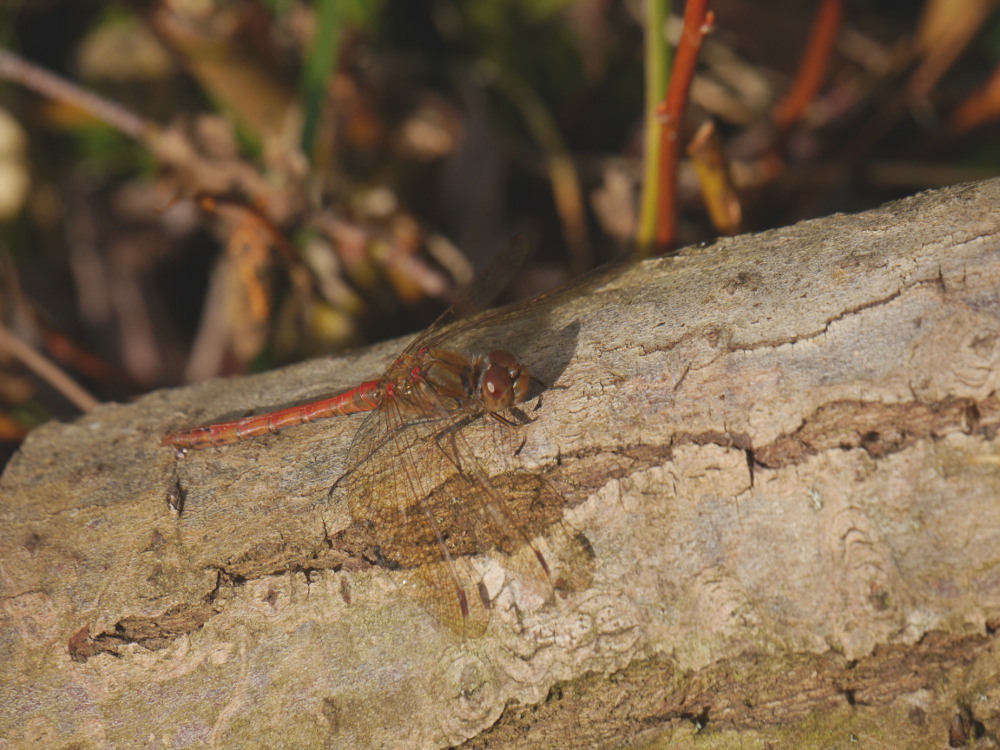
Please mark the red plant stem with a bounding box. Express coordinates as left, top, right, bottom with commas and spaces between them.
656, 3, 713, 252
773, 0, 843, 131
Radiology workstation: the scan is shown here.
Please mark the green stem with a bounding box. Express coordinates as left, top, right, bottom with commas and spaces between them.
300, 0, 366, 159
637, 0, 672, 255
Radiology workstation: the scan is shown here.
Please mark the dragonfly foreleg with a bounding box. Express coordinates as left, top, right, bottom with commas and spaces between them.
433, 415, 476, 478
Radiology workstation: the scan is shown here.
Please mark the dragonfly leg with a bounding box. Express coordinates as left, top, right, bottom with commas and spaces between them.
495, 406, 536, 426
488, 412, 517, 427
433, 415, 476, 476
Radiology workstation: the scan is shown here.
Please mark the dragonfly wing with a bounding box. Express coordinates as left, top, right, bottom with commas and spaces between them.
434, 420, 596, 614
334, 363, 590, 636
408, 558, 490, 639
403, 234, 530, 354
337, 395, 498, 635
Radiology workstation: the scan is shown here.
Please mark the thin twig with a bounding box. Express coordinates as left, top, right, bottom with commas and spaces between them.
687, 119, 740, 235
655, 2, 713, 252
799, 2, 988, 218
0, 323, 99, 412
492, 67, 592, 275
0, 47, 155, 142
773, 0, 843, 131
948, 62, 1000, 134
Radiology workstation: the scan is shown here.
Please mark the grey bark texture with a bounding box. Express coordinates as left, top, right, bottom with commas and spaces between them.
3, 178, 1000, 748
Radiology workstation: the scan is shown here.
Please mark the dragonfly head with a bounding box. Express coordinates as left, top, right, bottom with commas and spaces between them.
481, 349, 530, 413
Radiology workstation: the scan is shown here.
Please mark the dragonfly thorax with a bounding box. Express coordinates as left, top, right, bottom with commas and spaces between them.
479, 349, 530, 413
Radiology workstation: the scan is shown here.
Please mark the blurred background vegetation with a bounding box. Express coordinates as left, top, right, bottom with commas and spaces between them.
0, 0, 998, 467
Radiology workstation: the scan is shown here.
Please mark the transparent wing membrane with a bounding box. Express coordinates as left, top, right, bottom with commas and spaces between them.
333, 363, 588, 636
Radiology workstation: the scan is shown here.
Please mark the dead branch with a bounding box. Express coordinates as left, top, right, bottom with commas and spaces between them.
2, 178, 1000, 748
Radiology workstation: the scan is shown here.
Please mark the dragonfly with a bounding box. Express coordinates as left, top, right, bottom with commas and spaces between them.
163, 236, 586, 637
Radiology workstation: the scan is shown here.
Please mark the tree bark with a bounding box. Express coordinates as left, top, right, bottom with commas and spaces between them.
3, 178, 1000, 749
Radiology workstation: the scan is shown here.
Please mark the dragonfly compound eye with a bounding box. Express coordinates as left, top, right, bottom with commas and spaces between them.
481, 362, 513, 412
483, 350, 530, 411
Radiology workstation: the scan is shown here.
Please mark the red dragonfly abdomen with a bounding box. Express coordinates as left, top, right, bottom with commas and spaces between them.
162, 379, 382, 450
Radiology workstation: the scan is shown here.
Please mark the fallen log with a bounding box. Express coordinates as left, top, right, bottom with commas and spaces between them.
2, 178, 999, 748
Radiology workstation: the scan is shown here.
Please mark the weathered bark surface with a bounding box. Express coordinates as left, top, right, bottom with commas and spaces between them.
3, 179, 1000, 748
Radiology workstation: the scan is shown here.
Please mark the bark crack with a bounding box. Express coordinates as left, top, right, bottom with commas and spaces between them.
464, 629, 997, 748
737, 276, 939, 354
68, 601, 220, 662
753, 395, 999, 468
